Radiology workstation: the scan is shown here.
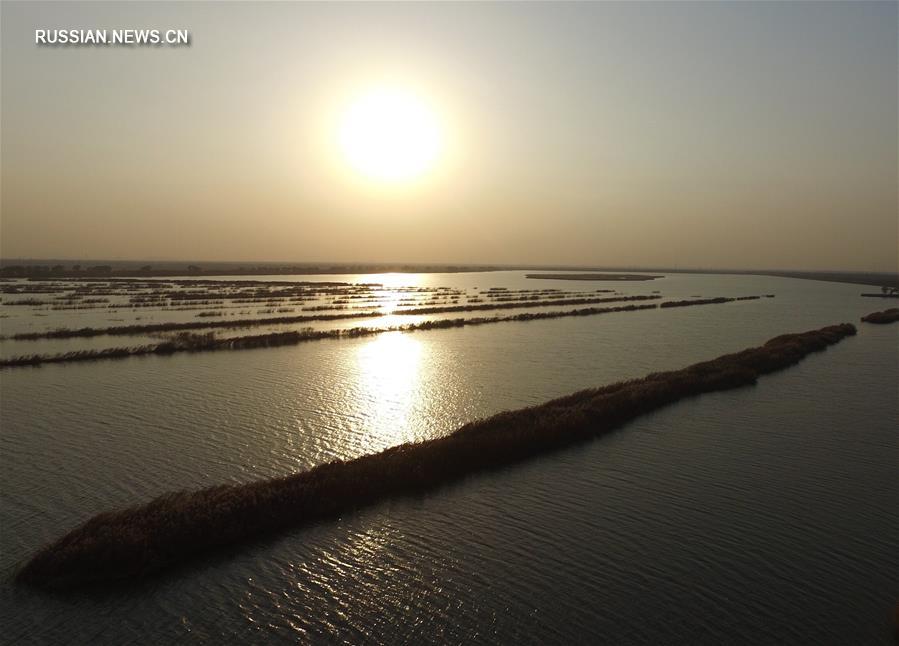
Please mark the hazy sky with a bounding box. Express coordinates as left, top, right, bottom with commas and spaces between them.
2, 1, 897, 271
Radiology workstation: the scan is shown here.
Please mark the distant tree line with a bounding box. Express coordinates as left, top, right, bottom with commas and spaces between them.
0, 264, 112, 276
0, 264, 203, 277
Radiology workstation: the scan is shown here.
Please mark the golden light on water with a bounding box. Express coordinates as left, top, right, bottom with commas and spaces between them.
366, 275, 425, 313
356, 332, 423, 451
338, 88, 443, 183
366, 273, 425, 289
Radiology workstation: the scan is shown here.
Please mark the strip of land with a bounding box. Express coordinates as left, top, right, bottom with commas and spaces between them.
0, 262, 508, 278
860, 308, 899, 324
4, 294, 661, 340
0, 303, 659, 367
2, 263, 896, 288
525, 273, 663, 281
0, 297, 764, 368
660, 295, 771, 308
14, 322, 855, 590
758, 270, 899, 289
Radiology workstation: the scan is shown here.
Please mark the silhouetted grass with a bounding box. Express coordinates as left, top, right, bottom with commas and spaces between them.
661, 297, 728, 308
13, 323, 855, 590
860, 308, 899, 324
0, 332, 217, 367
525, 273, 663, 281
660, 296, 761, 308
0, 296, 774, 368
0, 303, 660, 367
4, 298, 48, 306
393, 294, 660, 315
6, 311, 384, 340
5, 295, 659, 341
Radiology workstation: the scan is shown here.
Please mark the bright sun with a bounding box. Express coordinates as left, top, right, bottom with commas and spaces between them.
338, 88, 443, 183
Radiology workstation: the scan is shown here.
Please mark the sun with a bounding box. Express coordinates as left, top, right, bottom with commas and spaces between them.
338, 87, 443, 183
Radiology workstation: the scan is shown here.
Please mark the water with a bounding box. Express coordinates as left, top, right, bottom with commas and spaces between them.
1, 272, 896, 644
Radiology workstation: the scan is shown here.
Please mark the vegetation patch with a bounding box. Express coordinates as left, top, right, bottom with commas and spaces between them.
526, 273, 663, 281
0, 296, 774, 368
660, 296, 762, 308
14, 323, 855, 590
0, 303, 661, 367
860, 308, 899, 324
5, 295, 660, 341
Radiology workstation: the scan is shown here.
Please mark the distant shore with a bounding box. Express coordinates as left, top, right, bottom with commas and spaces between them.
861, 308, 899, 324
1, 262, 896, 289
0, 263, 507, 279
525, 273, 663, 281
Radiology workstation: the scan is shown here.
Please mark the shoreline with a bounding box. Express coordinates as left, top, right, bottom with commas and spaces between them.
2, 265, 896, 288
0, 296, 764, 368
525, 273, 663, 281
861, 308, 899, 324
15, 322, 855, 590
3, 294, 660, 341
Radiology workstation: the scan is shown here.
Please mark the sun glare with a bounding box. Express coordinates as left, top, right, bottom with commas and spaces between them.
357, 332, 423, 451
338, 88, 443, 183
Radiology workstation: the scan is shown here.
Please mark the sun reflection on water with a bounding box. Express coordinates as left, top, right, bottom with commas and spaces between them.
356, 331, 423, 453
364, 273, 424, 289
378, 290, 402, 314
362, 274, 424, 314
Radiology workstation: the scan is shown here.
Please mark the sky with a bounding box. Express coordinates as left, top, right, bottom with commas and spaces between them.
1, 1, 897, 272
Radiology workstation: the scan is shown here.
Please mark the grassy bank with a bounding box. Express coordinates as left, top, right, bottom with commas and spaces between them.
5, 295, 660, 341
660, 295, 767, 308
525, 273, 663, 281
0, 296, 766, 368
5, 311, 384, 341
860, 308, 899, 324
15, 323, 855, 590
0, 303, 660, 368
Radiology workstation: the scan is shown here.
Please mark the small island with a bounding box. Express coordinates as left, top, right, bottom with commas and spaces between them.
526, 273, 663, 281
861, 308, 899, 324
14, 323, 855, 590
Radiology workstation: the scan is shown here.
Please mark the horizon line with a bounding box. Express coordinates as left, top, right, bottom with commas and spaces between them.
0, 257, 896, 278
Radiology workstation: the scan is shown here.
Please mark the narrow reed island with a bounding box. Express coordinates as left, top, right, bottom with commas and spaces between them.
660, 295, 769, 308
15, 323, 856, 590
0, 303, 660, 368
5, 311, 384, 340
860, 308, 899, 324
525, 273, 663, 281
4, 294, 660, 341
1, 295, 769, 368
392, 294, 660, 315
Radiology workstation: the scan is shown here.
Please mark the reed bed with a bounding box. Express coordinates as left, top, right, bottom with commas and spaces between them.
0, 297, 771, 368
5, 295, 659, 341
525, 273, 663, 281
393, 294, 660, 315
5, 311, 385, 341
14, 323, 855, 590
660, 296, 763, 308
0, 303, 660, 367
860, 308, 899, 324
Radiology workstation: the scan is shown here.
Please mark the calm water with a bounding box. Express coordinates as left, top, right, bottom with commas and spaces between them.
1, 272, 896, 644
